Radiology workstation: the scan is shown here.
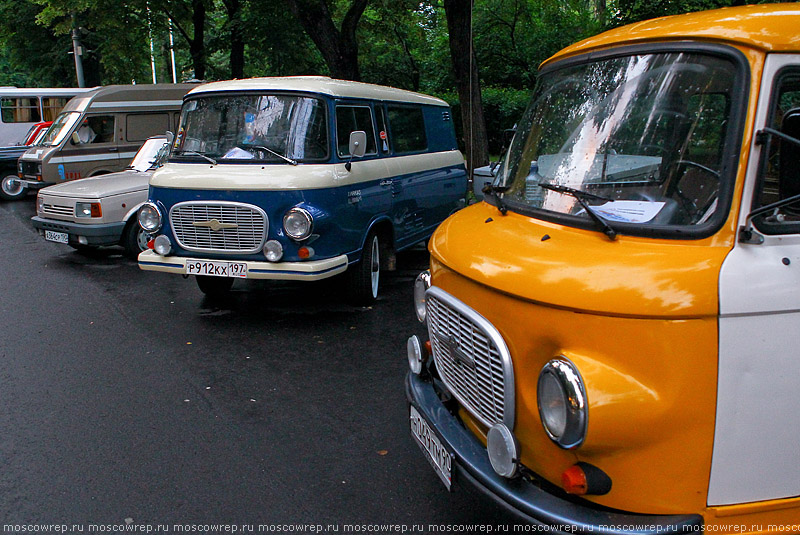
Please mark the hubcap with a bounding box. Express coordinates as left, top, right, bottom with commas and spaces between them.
370, 236, 380, 298
135, 228, 149, 252
1, 175, 23, 196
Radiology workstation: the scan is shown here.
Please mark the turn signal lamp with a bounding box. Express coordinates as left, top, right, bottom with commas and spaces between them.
561, 463, 612, 495
298, 246, 314, 260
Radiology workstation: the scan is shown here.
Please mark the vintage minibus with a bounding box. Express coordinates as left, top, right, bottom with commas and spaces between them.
6, 84, 194, 200
137, 76, 467, 303
406, 4, 800, 531
0, 87, 92, 147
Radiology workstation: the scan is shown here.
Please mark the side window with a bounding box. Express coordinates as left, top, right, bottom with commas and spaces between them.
754, 69, 800, 234
126, 113, 170, 142
375, 106, 390, 154
335, 105, 376, 157
387, 105, 427, 154
1, 98, 41, 123
41, 97, 70, 122
74, 115, 116, 144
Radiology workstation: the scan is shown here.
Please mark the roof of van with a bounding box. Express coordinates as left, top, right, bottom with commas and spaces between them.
546, 3, 800, 66
187, 76, 449, 107
64, 83, 198, 113
0, 87, 95, 96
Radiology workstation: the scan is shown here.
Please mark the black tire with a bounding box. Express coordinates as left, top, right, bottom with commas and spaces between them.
69, 243, 99, 255
348, 230, 381, 305
196, 275, 234, 297
121, 218, 149, 259
0, 174, 26, 201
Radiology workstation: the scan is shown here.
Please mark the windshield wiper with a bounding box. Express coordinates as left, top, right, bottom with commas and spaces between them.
538, 183, 617, 241
175, 150, 217, 165
482, 184, 509, 215
245, 145, 297, 166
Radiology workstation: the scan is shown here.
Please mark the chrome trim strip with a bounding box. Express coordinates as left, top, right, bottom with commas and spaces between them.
169, 200, 268, 254
425, 286, 515, 429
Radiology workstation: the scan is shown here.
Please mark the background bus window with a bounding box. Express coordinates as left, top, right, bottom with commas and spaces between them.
41, 97, 71, 122
1, 98, 41, 123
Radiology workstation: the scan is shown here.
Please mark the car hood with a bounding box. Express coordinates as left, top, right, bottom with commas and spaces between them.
41, 169, 153, 198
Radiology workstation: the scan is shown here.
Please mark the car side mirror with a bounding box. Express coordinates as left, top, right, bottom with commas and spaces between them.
346, 130, 367, 171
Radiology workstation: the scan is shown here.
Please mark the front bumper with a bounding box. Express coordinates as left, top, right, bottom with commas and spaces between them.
31, 215, 126, 246
138, 250, 349, 281
405, 372, 703, 534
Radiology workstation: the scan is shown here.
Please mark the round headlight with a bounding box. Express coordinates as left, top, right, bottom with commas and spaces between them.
283, 207, 313, 241
414, 271, 431, 323
138, 202, 162, 232
487, 423, 519, 478
154, 235, 172, 256
537, 358, 587, 449
263, 240, 283, 262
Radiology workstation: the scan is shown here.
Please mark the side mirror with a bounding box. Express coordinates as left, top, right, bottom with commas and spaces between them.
345, 130, 367, 171
71, 131, 81, 145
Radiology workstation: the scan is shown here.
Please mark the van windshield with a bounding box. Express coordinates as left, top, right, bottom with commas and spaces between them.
172, 94, 328, 163
494, 51, 740, 235
41, 111, 81, 147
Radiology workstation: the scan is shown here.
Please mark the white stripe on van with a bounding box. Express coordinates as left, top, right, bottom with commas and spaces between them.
51, 152, 138, 164
91, 100, 184, 109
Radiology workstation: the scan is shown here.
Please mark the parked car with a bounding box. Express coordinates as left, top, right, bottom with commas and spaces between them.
11, 83, 195, 201
0, 122, 53, 200
137, 76, 467, 302
405, 4, 800, 532
31, 136, 170, 258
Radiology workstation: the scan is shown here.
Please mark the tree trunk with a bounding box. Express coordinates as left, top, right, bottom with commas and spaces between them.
224, 0, 244, 78
285, 0, 368, 81
190, 0, 206, 80
443, 0, 489, 173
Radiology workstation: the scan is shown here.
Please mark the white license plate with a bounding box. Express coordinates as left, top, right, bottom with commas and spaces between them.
186, 260, 247, 278
410, 404, 453, 490
44, 230, 69, 244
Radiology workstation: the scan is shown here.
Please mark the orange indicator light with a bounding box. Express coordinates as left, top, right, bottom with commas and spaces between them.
561, 465, 588, 495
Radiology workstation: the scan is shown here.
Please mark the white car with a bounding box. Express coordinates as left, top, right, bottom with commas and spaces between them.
31, 136, 169, 258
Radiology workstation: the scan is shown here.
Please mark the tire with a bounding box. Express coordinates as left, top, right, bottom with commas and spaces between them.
348, 230, 381, 305
122, 219, 149, 259
196, 275, 234, 297
0, 174, 26, 201
69, 243, 99, 255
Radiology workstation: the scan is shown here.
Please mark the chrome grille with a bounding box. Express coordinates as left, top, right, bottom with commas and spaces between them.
169, 202, 267, 253
426, 286, 514, 428
42, 202, 74, 217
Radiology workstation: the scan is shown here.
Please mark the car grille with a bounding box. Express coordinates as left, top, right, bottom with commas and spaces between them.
42, 202, 74, 217
425, 286, 515, 428
21, 161, 39, 177
169, 202, 268, 254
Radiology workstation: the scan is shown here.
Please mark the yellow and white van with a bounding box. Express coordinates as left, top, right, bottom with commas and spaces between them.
406, 4, 800, 531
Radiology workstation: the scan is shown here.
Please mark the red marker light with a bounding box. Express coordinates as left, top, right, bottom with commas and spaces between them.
562, 465, 588, 495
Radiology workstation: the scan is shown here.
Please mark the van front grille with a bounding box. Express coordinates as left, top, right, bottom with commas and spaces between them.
425, 286, 515, 428
169, 202, 268, 254
42, 202, 74, 217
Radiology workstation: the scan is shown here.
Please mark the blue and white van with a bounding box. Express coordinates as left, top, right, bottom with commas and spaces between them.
137, 76, 467, 303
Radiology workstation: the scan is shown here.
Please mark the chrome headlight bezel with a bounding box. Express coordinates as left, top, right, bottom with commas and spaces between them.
283, 207, 313, 241
414, 270, 431, 323
537, 358, 587, 449
138, 201, 162, 233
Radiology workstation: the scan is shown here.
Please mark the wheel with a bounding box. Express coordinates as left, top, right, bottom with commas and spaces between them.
196, 275, 234, 297
0, 174, 26, 201
348, 230, 381, 305
122, 218, 149, 259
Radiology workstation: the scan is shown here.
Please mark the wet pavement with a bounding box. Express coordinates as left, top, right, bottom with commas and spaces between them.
0, 196, 514, 528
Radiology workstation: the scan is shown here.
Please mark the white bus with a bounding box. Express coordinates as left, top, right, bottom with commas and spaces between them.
0, 87, 94, 146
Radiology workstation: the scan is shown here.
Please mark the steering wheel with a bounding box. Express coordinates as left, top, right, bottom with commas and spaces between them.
664, 159, 720, 222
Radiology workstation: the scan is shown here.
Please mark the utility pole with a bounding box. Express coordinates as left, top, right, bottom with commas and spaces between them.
71, 12, 86, 88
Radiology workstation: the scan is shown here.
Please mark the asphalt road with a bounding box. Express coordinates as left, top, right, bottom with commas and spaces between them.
0, 197, 515, 530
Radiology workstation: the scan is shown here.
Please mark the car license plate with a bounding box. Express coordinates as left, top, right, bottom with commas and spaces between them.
186, 260, 247, 278
410, 404, 453, 490
44, 230, 69, 244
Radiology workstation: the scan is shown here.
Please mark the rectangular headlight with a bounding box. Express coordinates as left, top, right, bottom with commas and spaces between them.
75, 202, 102, 218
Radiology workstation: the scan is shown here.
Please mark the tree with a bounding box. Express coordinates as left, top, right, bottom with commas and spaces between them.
285, 0, 369, 81
443, 0, 489, 171
160, 0, 209, 80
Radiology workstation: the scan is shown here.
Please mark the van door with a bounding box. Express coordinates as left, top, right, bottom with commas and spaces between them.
335, 103, 391, 245
53, 114, 119, 180
712, 54, 800, 505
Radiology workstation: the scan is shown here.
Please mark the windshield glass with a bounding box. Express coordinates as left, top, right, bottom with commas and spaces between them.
172, 94, 328, 163
41, 112, 81, 147
128, 137, 169, 172
496, 51, 739, 234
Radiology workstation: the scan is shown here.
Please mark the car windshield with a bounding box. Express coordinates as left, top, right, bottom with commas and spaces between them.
171, 94, 328, 163
494, 51, 739, 234
41, 111, 81, 147
128, 138, 169, 172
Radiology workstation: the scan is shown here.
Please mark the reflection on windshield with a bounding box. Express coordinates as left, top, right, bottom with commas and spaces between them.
497, 52, 736, 231
128, 138, 169, 172
172, 94, 328, 163
42, 112, 80, 147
